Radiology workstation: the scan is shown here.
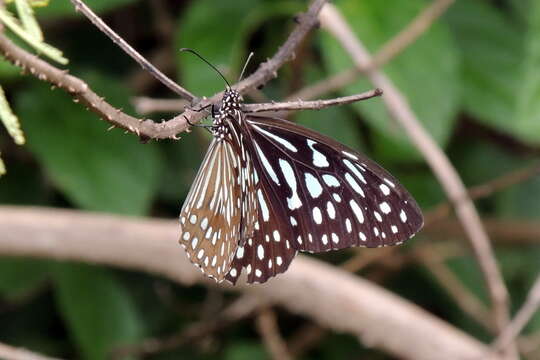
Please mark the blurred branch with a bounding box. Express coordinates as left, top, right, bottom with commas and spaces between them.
491, 275, 540, 356
132, 96, 189, 115
69, 0, 194, 100
426, 162, 540, 226
255, 308, 293, 360
135, 0, 455, 115
423, 218, 540, 246
291, 0, 455, 102
112, 294, 264, 359
319, 6, 514, 357
0, 342, 63, 360
0, 206, 500, 360
415, 246, 493, 331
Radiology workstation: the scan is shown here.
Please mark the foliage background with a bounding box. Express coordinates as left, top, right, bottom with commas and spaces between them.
0, 0, 539, 359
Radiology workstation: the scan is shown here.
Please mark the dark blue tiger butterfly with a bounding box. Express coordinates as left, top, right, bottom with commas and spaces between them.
178, 49, 423, 284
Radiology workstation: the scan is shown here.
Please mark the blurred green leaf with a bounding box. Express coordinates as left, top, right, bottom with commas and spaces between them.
446, 1, 521, 135
0, 258, 49, 301
446, 1, 540, 144
16, 73, 162, 215
176, 0, 262, 96
35, 0, 138, 18
54, 263, 143, 360
321, 0, 460, 162
514, 0, 540, 142
224, 342, 267, 360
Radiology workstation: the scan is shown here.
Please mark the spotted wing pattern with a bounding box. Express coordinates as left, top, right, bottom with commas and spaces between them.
180, 88, 423, 285
179, 138, 243, 282
224, 114, 423, 283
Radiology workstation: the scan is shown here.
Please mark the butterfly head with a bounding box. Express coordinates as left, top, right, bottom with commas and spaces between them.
220, 87, 242, 114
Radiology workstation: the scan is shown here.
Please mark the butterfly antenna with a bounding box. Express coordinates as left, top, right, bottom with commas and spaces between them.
180, 48, 231, 88
238, 52, 254, 81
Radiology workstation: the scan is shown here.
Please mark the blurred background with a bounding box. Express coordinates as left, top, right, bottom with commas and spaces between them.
0, 0, 539, 359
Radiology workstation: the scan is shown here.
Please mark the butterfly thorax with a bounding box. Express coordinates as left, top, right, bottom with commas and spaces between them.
212, 88, 242, 140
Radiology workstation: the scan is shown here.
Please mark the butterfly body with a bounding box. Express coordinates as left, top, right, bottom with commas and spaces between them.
180, 88, 423, 284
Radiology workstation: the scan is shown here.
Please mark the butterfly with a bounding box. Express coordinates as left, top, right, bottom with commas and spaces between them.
178, 50, 423, 284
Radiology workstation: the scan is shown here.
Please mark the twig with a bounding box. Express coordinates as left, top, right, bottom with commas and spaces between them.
0, 206, 502, 360
290, 0, 455, 102
0, 342, 63, 360
111, 294, 264, 359
319, 6, 514, 357
491, 275, 540, 355
0, 0, 329, 139
68, 0, 194, 100
242, 88, 382, 113
426, 162, 540, 226
423, 218, 540, 246
255, 308, 293, 360
132, 96, 189, 115
235, 0, 328, 94
415, 246, 493, 331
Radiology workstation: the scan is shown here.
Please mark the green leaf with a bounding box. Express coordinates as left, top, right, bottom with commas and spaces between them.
54, 263, 143, 360
224, 342, 267, 360
321, 0, 460, 162
176, 0, 262, 96
0, 258, 50, 301
514, 1, 540, 142
35, 0, 138, 18
445, 1, 540, 144
16, 73, 162, 215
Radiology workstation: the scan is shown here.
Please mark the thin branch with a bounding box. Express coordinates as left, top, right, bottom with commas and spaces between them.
255, 308, 293, 360
235, 0, 328, 94
132, 96, 188, 115
0, 342, 63, 360
415, 246, 493, 331
242, 88, 382, 113
68, 0, 194, 100
491, 275, 540, 355
0, 0, 328, 139
0, 206, 501, 360
426, 162, 540, 226
291, 0, 455, 102
319, 6, 514, 357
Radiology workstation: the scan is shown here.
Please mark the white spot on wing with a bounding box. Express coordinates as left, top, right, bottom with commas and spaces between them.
312, 207, 323, 224
252, 124, 298, 152
349, 199, 364, 223
254, 141, 280, 185
307, 140, 329, 167
326, 201, 336, 219
279, 159, 302, 210
380, 184, 391, 196
323, 174, 340, 187
257, 189, 270, 221
305, 173, 323, 198
400, 209, 407, 223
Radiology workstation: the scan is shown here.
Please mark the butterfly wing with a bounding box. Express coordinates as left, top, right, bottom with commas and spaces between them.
243, 115, 423, 253
179, 138, 242, 281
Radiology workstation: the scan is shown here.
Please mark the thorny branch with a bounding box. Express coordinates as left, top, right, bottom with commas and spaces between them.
69, 0, 194, 100
0, 0, 330, 140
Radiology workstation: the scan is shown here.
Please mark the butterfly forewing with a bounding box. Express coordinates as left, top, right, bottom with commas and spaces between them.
244, 115, 423, 251
179, 139, 242, 281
